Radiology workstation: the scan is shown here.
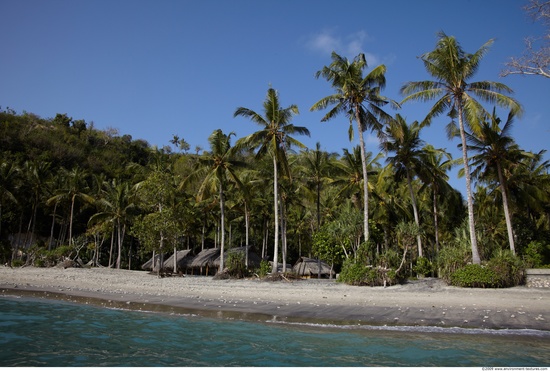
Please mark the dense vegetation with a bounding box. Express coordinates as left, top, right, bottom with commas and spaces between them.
1, 33, 549, 287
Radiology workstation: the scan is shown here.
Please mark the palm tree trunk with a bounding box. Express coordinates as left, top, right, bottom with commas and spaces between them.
355, 110, 370, 243
272, 156, 279, 274
406, 170, 423, 257
219, 184, 225, 271
116, 219, 122, 269
497, 163, 516, 254
69, 194, 76, 247
433, 188, 440, 252
457, 104, 481, 264
49, 202, 58, 250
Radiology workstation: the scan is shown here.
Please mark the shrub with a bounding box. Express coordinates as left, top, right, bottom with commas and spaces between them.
257, 260, 271, 278
226, 251, 247, 278
437, 244, 471, 282
450, 264, 499, 288
338, 258, 370, 285
486, 250, 525, 287
414, 256, 433, 277
522, 241, 549, 268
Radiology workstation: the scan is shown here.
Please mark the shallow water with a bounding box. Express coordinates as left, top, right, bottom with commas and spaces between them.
0, 295, 549, 367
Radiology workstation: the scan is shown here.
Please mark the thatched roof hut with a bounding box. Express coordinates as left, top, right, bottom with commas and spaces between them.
212, 246, 262, 269
292, 257, 335, 278
141, 253, 169, 271
270, 261, 293, 273
163, 249, 194, 272
186, 248, 220, 275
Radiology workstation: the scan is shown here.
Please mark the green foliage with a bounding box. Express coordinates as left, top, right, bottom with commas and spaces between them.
257, 260, 271, 278
450, 264, 499, 288
450, 250, 525, 288
522, 241, 549, 268
486, 250, 525, 287
337, 258, 370, 285
226, 251, 247, 278
414, 256, 433, 277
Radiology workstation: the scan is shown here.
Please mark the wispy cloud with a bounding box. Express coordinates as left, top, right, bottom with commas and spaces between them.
304, 29, 393, 67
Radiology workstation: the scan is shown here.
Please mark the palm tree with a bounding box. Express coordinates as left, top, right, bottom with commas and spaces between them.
419, 145, 457, 252
188, 129, 247, 271
47, 167, 94, 247
400, 32, 523, 264
464, 109, 533, 255
311, 52, 397, 244
381, 114, 427, 257
296, 142, 338, 232
0, 160, 19, 237
235, 87, 310, 274
90, 178, 136, 268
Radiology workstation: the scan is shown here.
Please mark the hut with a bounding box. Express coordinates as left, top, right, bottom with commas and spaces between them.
186, 248, 220, 276
212, 246, 262, 270
292, 257, 335, 278
163, 249, 194, 274
141, 253, 169, 271
270, 261, 293, 273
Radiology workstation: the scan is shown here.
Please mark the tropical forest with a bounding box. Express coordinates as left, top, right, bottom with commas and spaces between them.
1, 32, 549, 289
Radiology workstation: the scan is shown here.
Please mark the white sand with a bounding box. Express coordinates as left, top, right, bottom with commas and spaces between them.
1, 266, 549, 331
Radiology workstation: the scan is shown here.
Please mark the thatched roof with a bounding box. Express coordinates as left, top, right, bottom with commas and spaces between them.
163, 249, 194, 271
187, 248, 220, 268
212, 246, 262, 268
292, 257, 334, 277
141, 253, 169, 271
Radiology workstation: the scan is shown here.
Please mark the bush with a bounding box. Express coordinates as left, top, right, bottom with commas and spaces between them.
414, 256, 433, 277
522, 241, 549, 268
226, 251, 247, 278
486, 250, 525, 287
338, 258, 404, 286
257, 260, 271, 278
450, 264, 499, 288
437, 244, 471, 282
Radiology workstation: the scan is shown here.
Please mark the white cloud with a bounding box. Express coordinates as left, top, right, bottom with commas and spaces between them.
305, 29, 392, 67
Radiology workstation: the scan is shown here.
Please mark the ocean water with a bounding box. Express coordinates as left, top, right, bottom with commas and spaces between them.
0, 295, 549, 367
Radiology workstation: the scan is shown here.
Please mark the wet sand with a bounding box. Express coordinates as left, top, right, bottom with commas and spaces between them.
1, 266, 549, 331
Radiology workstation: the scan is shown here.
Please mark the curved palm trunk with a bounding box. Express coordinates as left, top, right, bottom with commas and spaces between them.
497, 163, 516, 254
457, 104, 481, 264
219, 183, 225, 272
355, 110, 370, 243
406, 170, 423, 257
272, 156, 279, 274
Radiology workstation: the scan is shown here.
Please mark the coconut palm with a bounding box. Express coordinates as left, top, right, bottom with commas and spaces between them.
296, 142, 339, 232
400, 32, 523, 264
381, 114, 426, 257
235, 87, 310, 273
188, 129, 247, 271
47, 167, 94, 247
0, 160, 19, 237
462, 109, 531, 255
311, 52, 397, 243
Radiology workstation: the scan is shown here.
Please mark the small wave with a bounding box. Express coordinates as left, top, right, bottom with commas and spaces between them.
265, 319, 550, 337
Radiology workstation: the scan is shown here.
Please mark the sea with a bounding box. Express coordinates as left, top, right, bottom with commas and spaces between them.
0, 295, 549, 367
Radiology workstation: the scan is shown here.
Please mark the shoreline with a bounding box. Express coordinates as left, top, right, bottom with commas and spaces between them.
1, 266, 549, 332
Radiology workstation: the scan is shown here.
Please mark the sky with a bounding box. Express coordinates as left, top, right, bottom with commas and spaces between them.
1, 0, 549, 195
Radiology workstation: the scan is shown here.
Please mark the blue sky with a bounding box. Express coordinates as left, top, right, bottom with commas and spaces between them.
1, 0, 549, 194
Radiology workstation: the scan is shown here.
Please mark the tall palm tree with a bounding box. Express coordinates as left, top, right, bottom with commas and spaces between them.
47, 167, 94, 247
0, 160, 19, 237
419, 145, 457, 252
400, 32, 523, 264
464, 109, 533, 255
296, 142, 338, 232
188, 129, 247, 271
90, 178, 136, 269
235, 87, 310, 274
381, 114, 426, 256
311, 52, 396, 243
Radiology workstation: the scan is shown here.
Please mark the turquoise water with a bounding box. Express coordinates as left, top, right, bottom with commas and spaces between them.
1, 295, 549, 367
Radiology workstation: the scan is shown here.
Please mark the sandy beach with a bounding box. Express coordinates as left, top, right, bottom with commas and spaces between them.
1, 266, 549, 332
